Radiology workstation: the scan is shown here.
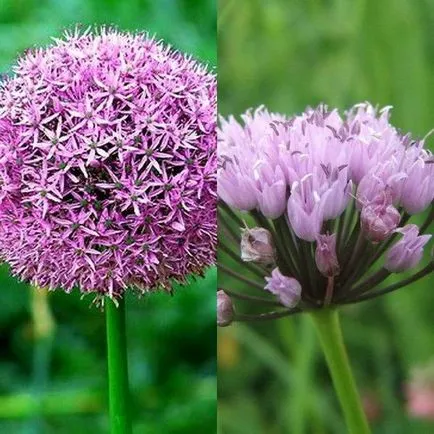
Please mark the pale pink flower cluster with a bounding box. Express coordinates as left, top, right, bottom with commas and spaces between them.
219, 104, 433, 241
218, 103, 432, 319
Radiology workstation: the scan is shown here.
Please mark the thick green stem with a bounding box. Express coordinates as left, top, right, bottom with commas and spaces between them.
310, 309, 371, 434
106, 297, 132, 434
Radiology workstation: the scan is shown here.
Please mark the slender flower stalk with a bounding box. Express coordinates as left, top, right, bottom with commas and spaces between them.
106, 298, 131, 434
29, 287, 55, 432
217, 103, 433, 432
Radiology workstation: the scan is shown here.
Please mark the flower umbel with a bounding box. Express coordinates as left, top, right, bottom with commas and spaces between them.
218, 103, 433, 323
0, 27, 217, 298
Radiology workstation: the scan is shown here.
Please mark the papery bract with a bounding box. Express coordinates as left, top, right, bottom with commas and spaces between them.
240, 227, 275, 265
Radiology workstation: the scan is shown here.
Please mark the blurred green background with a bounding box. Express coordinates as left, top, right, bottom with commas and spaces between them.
0, 0, 216, 433
218, 0, 434, 433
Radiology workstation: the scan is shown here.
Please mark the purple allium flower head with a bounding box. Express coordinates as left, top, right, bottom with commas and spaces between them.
218, 103, 433, 323
217, 289, 234, 327
264, 268, 301, 308
385, 224, 432, 273
315, 233, 340, 277
0, 27, 216, 298
240, 226, 275, 265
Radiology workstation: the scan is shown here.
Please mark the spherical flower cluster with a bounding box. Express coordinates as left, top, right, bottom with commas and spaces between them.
217, 103, 433, 323
0, 28, 216, 298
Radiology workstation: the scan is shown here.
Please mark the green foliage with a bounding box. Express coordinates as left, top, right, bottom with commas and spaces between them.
0, 266, 217, 433
218, 0, 434, 433
0, 0, 216, 71
0, 0, 216, 432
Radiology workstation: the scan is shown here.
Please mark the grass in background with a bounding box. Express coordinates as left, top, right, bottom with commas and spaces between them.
0, 0, 216, 433
218, 0, 434, 433
0, 0, 216, 70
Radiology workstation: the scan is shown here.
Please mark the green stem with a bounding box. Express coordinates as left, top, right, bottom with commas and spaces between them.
310, 309, 371, 434
106, 297, 132, 434
27, 287, 55, 434
288, 316, 317, 434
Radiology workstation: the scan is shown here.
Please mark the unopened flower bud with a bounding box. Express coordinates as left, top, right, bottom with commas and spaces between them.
241, 227, 276, 265
385, 224, 431, 272
217, 290, 234, 327
264, 268, 301, 308
315, 233, 340, 277
361, 197, 400, 243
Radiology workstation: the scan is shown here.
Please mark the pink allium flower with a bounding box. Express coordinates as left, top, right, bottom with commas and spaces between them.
217, 108, 287, 215
385, 224, 431, 272
218, 103, 433, 323
0, 28, 216, 298
400, 150, 434, 214
264, 268, 301, 308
